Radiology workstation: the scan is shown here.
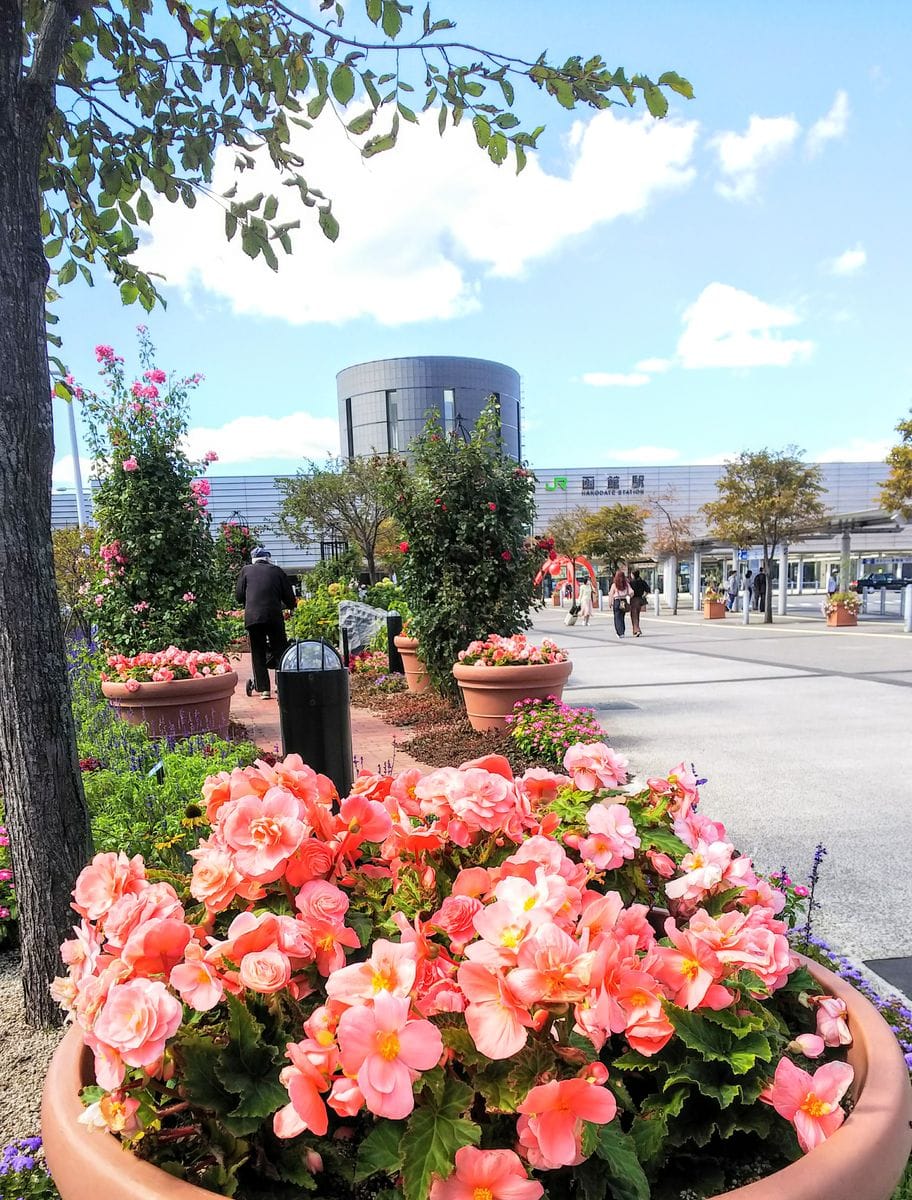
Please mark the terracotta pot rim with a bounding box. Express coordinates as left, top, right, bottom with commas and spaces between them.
42, 957, 911, 1200
393, 634, 419, 650
101, 671, 238, 702
452, 659, 572, 680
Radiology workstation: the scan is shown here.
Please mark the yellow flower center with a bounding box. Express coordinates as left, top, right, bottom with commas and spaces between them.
500, 926, 523, 949
801, 1093, 832, 1118
372, 968, 394, 992
474, 1189, 494, 1200
523, 895, 538, 911
348, 819, 361, 833
377, 1031, 400, 1061
318, 934, 335, 952
690, 853, 704, 869
316, 1029, 335, 1047
681, 957, 700, 981
630, 990, 650, 1008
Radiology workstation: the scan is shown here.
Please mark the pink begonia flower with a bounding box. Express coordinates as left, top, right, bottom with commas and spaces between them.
169, 943, 224, 1011
78, 1093, 141, 1136
430, 895, 484, 952
518, 767, 572, 806
762, 1056, 854, 1153
124, 678, 140, 692
325, 938, 417, 1005
516, 1075, 618, 1169
789, 1033, 826, 1059
239, 948, 292, 994
89, 978, 183, 1088
327, 1074, 365, 1118
507, 922, 596, 1006
457, 961, 532, 1059
103, 881, 183, 951
814, 995, 852, 1046
652, 918, 732, 1011
203, 450, 219, 463
219, 787, 306, 881
563, 742, 628, 791
60, 919, 102, 983
273, 1042, 331, 1138
429, 1146, 543, 1200
576, 802, 640, 871
664, 839, 734, 903
338, 793, 393, 844
144, 368, 167, 384
336, 991, 443, 1119
646, 849, 677, 879
121, 456, 138, 472
120, 917, 193, 978
189, 844, 249, 914
182, 592, 196, 602
72, 851, 147, 923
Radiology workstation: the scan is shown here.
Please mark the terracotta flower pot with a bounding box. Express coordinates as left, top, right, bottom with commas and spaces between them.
393, 634, 430, 695
101, 671, 238, 740
827, 605, 858, 627
704, 600, 726, 619
42, 1027, 213, 1200
42, 958, 911, 1200
452, 658, 573, 731
714, 955, 912, 1200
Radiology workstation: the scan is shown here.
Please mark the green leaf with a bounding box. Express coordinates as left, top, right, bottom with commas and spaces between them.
354, 1119, 405, 1182
180, 63, 201, 91
629, 1112, 667, 1164
331, 64, 356, 105
643, 82, 668, 118
664, 1065, 740, 1109
665, 1005, 735, 1064
593, 1123, 650, 1200
381, 0, 403, 38
366, 0, 382, 22
401, 1076, 480, 1200
213, 994, 285, 1116
318, 207, 340, 242
347, 109, 375, 135
136, 192, 153, 223
270, 57, 288, 105
472, 115, 491, 148
175, 1033, 233, 1113
658, 71, 695, 100
777, 964, 817, 995
45, 236, 64, 258
57, 259, 77, 285
263, 195, 278, 221
119, 281, 139, 305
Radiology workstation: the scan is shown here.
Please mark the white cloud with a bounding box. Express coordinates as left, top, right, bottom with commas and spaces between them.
185, 413, 339, 466
52, 454, 94, 488
603, 446, 682, 464
813, 438, 890, 463
581, 372, 651, 388
677, 282, 814, 369
828, 244, 866, 276
710, 115, 800, 200
134, 107, 698, 326
806, 91, 850, 157
634, 357, 672, 374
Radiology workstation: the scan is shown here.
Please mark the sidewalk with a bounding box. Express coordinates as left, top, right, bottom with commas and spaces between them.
229, 653, 427, 774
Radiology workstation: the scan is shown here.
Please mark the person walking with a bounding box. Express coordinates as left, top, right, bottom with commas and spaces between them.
578, 578, 594, 626
827, 568, 839, 597
726, 569, 740, 611
629, 569, 650, 637
754, 568, 767, 612
235, 546, 297, 699
608, 566, 633, 638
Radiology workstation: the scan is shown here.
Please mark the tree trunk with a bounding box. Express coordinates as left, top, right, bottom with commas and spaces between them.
0, 12, 93, 1027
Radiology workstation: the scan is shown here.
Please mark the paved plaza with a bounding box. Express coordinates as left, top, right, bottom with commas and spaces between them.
532, 600, 912, 967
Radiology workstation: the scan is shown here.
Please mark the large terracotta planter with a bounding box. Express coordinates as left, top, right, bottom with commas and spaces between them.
704, 600, 726, 620
393, 634, 430, 695
827, 604, 858, 627
101, 671, 238, 740
452, 658, 572, 731
42, 957, 911, 1200
714, 955, 912, 1200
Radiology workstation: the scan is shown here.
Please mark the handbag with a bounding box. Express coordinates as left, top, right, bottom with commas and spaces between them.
569, 602, 581, 616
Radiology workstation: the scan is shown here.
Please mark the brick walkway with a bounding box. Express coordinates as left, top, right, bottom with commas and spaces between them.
229, 653, 427, 774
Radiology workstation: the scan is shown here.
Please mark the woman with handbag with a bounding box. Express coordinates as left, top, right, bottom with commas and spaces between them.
608, 566, 633, 638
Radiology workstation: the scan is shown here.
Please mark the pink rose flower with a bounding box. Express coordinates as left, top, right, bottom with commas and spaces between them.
121, 456, 138, 472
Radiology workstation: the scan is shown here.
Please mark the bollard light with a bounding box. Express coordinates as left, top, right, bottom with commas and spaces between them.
276, 640, 353, 798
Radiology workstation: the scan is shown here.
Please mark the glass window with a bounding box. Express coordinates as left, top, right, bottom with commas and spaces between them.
344, 398, 354, 458
386, 390, 399, 452
443, 388, 455, 430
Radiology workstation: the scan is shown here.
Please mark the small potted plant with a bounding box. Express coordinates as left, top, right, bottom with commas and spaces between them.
452, 632, 572, 730
703, 579, 726, 619
825, 590, 862, 627
100, 648, 237, 738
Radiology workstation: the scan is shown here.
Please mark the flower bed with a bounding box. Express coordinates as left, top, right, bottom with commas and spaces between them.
44, 745, 911, 1200
457, 633, 568, 667
506, 696, 607, 769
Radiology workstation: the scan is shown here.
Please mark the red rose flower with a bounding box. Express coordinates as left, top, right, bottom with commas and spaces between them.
399, 541, 409, 553
501, 550, 513, 562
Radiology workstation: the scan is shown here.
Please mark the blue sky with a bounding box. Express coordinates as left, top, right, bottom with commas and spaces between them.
52, 0, 912, 488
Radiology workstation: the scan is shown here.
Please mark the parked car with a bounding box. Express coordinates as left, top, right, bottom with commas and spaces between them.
850, 574, 904, 592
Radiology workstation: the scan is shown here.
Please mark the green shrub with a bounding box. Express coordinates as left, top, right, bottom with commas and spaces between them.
506, 697, 606, 769
288, 582, 356, 645
0, 1139, 59, 1199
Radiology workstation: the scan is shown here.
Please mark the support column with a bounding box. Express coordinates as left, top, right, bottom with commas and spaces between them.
663, 555, 678, 615
778, 544, 788, 615
692, 550, 702, 610
840, 530, 851, 591
67, 400, 90, 529
796, 556, 804, 595
905, 585, 912, 634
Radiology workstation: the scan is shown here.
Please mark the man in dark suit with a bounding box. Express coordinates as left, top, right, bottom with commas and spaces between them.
235, 546, 296, 698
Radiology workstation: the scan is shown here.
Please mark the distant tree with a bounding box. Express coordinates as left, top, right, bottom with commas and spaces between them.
578, 504, 648, 571
52, 525, 96, 642
544, 506, 592, 560
650, 492, 693, 614
702, 448, 826, 623
879, 410, 912, 520
277, 457, 392, 582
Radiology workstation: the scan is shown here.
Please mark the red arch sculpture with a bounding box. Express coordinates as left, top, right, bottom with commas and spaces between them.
534, 553, 598, 598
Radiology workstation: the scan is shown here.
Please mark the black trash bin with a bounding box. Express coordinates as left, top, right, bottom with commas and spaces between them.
276, 640, 353, 799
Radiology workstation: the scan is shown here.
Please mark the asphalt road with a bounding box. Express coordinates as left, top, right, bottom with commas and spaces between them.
530, 600, 912, 964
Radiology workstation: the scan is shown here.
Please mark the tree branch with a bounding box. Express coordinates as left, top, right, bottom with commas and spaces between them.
27, 0, 78, 90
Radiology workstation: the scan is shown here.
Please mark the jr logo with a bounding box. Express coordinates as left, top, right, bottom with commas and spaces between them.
545, 476, 568, 492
